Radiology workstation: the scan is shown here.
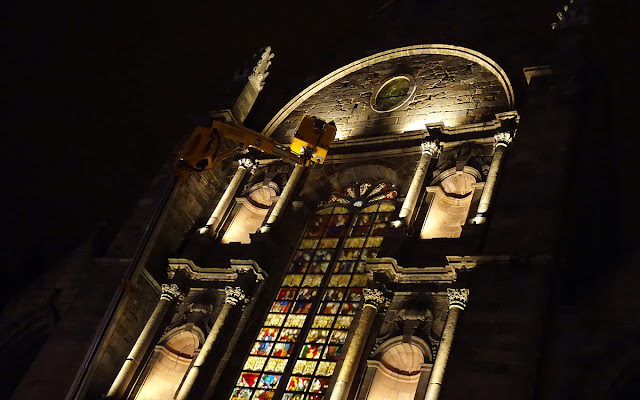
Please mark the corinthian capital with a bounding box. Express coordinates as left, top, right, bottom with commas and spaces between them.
494, 132, 513, 148
421, 141, 441, 157
160, 284, 183, 302
363, 288, 386, 310
238, 158, 256, 170
225, 286, 247, 306
447, 288, 469, 310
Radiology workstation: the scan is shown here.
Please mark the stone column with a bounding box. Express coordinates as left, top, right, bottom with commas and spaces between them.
260, 164, 304, 232
424, 288, 469, 400
399, 141, 440, 226
105, 284, 182, 399
329, 288, 386, 400
174, 286, 247, 400
470, 132, 513, 224
200, 158, 255, 235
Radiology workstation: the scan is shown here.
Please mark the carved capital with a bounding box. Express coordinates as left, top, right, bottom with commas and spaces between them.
225, 286, 247, 306
363, 288, 386, 310
447, 288, 469, 310
421, 141, 441, 157
238, 158, 256, 170
160, 284, 183, 302
494, 132, 513, 148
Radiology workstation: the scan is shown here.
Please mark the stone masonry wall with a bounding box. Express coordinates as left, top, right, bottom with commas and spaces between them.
272, 54, 509, 144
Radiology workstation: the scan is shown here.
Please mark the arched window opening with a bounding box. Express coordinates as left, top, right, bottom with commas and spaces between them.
230, 182, 397, 400
420, 170, 477, 239
135, 330, 201, 400
367, 342, 424, 400
221, 186, 276, 244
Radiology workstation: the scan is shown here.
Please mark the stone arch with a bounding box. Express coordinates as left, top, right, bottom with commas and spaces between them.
302, 164, 399, 205
221, 182, 279, 244
365, 336, 431, 400
262, 44, 515, 137
421, 167, 481, 239
135, 326, 204, 400
372, 335, 432, 364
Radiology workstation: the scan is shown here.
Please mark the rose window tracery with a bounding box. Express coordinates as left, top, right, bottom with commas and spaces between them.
326, 182, 397, 210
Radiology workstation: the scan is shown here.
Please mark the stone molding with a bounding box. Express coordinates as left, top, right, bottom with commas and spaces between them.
160, 284, 183, 301
167, 258, 267, 283
447, 288, 470, 310
224, 286, 247, 306
366, 258, 458, 283
363, 288, 386, 309
421, 141, 441, 157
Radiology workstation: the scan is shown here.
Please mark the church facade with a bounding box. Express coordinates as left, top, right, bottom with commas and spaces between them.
7, 1, 633, 399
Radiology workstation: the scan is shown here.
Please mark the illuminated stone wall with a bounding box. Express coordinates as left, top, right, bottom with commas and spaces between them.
270, 53, 510, 143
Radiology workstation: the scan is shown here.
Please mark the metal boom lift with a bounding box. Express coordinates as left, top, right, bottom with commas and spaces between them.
177, 115, 337, 172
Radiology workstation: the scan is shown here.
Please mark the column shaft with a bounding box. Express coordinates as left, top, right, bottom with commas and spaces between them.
423, 307, 461, 400
399, 153, 432, 225
330, 288, 385, 400
174, 286, 245, 400
263, 164, 304, 230
472, 132, 512, 223
202, 160, 252, 235
330, 304, 377, 400
174, 303, 232, 400
399, 141, 439, 226
106, 284, 181, 399
423, 288, 468, 400
476, 144, 506, 216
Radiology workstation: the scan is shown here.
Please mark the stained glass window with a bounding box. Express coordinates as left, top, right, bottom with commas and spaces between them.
231, 183, 396, 400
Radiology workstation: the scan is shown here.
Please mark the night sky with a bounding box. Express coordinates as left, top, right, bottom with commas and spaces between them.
2, 0, 637, 303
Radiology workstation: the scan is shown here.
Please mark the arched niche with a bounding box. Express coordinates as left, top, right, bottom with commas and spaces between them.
358, 336, 432, 400
420, 167, 482, 239
134, 326, 204, 400
221, 183, 279, 244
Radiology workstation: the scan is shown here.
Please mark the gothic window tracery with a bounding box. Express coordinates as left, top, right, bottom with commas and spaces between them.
230, 183, 396, 400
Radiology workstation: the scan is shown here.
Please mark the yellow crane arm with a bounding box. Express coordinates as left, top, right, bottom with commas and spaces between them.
177, 116, 336, 172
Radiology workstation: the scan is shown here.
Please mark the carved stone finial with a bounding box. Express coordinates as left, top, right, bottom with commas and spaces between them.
161, 284, 183, 301
447, 288, 469, 310
421, 141, 441, 157
225, 286, 247, 306
248, 46, 274, 91
363, 288, 386, 310
494, 132, 513, 148
238, 158, 256, 170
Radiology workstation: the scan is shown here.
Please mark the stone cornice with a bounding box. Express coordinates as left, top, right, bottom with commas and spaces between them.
366, 258, 458, 283
167, 258, 267, 283
366, 255, 548, 284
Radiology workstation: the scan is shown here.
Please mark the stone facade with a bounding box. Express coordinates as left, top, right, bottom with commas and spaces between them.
4, 2, 636, 400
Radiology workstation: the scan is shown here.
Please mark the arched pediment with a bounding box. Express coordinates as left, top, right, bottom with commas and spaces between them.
264, 44, 514, 143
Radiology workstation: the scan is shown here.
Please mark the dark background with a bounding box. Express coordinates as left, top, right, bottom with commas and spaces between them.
1, 0, 637, 304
